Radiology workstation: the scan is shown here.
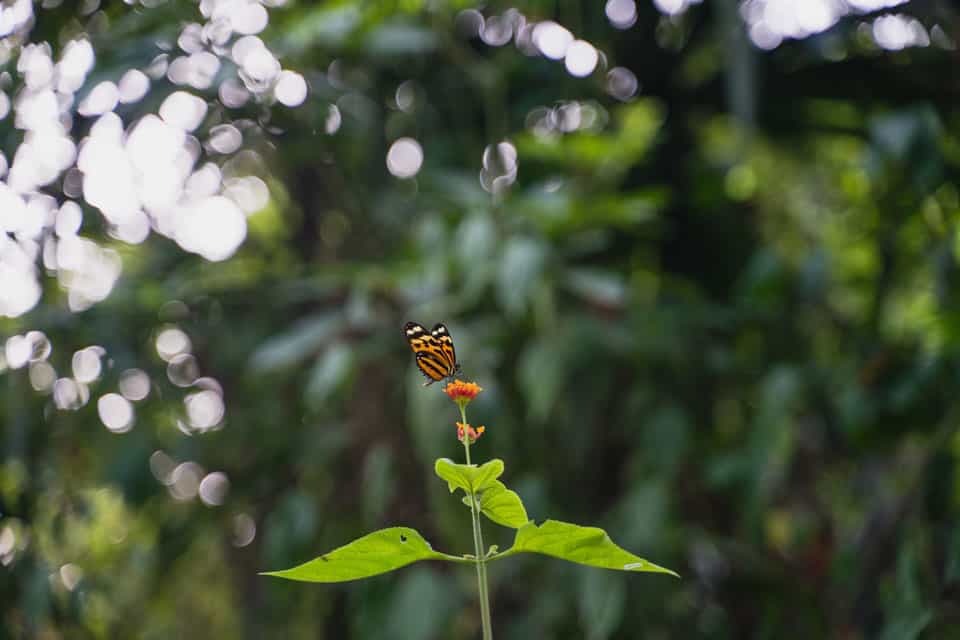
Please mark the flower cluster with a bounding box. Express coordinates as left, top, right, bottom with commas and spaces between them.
444, 380, 485, 444
444, 380, 482, 407
456, 422, 485, 444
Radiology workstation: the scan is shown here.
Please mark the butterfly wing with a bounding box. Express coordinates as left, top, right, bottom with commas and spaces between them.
404, 321, 451, 384
404, 322, 430, 347
416, 352, 451, 384
430, 323, 458, 372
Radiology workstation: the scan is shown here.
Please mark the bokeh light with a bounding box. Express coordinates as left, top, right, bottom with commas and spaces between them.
386, 137, 424, 179
26, 331, 52, 361
29, 361, 56, 392
169, 461, 204, 501
199, 472, 230, 506
454, 9, 484, 38
741, 0, 910, 49
167, 353, 200, 387
219, 78, 251, 108
654, 0, 703, 16
232, 513, 256, 547
0, 0, 33, 39
97, 393, 134, 433
4, 334, 31, 369
173, 195, 247, 261
0, 0, 306, 324
564, 40, 599, 77
233, 36, 280, 93
325, 105, 342, 134
872, 14, 930, 50
208, 124, 243, 154
156, 327, 192, 361
223, 176, 269, 214
480, 141, 518, 195
0, 247, 41, 318
72, 346, 103, 384
0, 525, 14, 565
56, 237, 123, 311
118, 69, 150, 104
607, 67, 640, 101
395, 80, 417, 112
149, 450, 176, 485
607, 0, 638, 29
481, 11, 521, 47
78, 81, 119, 116
53, 377, 86, 410
59, 563, 83, 591
532, 21, 573, 60
55, 201, 83, 236
274, 70, 308, 107
159, 91, 208, 132
184, 389, 225, 432
467, 10, 609, 80
119, 368, 151, 401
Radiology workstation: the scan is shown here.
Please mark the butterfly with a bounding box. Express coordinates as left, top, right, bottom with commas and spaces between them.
403, 321, 462, 385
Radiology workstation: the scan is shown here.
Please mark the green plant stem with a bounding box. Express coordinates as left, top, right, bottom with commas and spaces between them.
460, 403, 493, 640
472, 497, 493, 638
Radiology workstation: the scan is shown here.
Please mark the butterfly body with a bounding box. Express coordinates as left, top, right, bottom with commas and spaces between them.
404, 321, 461, 385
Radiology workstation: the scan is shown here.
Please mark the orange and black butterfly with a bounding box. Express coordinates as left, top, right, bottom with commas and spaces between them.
403, 322, 462, 385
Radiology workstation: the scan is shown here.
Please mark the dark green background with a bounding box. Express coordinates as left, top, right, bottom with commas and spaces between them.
3, 1, 960, 638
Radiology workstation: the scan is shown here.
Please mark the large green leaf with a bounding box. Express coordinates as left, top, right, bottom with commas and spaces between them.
496, 520, 678, 577
434, 458, 504, 495
477, 481, 530, 529
261, 527, 464, 583
461, 480, 530, 529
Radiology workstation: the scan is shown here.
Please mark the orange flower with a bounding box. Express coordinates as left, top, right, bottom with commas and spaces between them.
444, 380, 482, 406
456, 422, 485, 444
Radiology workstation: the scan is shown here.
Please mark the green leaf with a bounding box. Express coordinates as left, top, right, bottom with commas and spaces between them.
518, 336, 567, 422
365, 23, 438, 56
496, 237, 546, 317
305, 343, 353, 409
438, 459, 529, 528
260, 527, 463, 583
380, 568, 459, 640
879, 610, 932, 640
249, 313, 341, 373
496, 520, 678, 577
284, 5, 361, 51
434, 458, 504, 495
476, 481, 529, 529
564, 268, 626, 308
579, 569, 626, 640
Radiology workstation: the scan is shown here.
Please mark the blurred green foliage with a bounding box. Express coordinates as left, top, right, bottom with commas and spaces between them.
3, 0, 960, 638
